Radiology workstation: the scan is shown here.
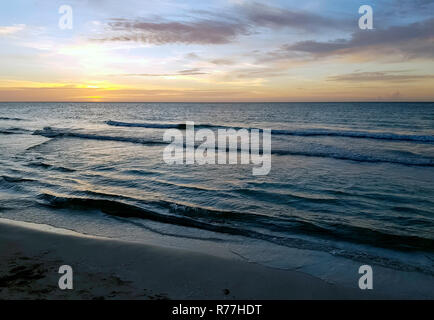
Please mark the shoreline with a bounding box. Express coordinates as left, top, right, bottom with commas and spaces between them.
0, 218, 380, 300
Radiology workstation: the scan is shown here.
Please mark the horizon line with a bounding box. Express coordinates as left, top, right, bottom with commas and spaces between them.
0, 101, 433, 104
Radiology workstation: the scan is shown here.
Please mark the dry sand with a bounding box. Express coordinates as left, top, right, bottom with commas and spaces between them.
0, 219, 380, 300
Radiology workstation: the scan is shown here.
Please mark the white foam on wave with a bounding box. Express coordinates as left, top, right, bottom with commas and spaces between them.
32, 127, 165, 145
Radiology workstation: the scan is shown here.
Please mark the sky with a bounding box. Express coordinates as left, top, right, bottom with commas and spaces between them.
0, 0, 433, 102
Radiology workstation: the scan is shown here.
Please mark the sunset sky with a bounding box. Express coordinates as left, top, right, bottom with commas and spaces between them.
0, 0, 433, 102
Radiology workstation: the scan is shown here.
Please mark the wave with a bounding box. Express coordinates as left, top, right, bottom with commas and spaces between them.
0, 117, 25, 121
272, 128, 434, 142
38, 192, 257, 237
106, 120, 187, 129
273, 148, 434, 166
106, 120, 434, 143
32, 127, 434, 167
0, 127, 30, 135
0, 175, 35, 183
39, 191, 434, 251
26, 161, 76, 173
33, 127, 166, 146
37, 191, 434, 274
0, 130, 17, 135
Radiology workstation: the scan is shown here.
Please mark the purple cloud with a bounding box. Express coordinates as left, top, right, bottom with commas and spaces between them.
284, 18, 434, 59
98, 18, 250, 45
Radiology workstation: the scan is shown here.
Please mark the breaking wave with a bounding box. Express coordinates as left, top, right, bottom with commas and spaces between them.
33, 127, 166, 146
106, 120, 434, 143
0, 127, 30, 135
32, 127, 434, 167
273, 148, 434, 166
0, 117, 25, 121
35, 191, 434, 275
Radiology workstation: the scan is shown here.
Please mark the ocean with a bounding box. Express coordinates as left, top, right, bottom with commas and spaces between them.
1, 102, 433, 296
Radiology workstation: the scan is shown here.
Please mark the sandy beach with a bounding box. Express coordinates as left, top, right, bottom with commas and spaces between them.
0, 219, 381, 300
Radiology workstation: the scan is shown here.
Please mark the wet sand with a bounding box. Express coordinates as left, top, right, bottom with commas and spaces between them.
0, 219, 379, 300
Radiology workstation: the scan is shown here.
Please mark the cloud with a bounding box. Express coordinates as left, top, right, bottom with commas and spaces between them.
240, 2, 349, 31
0, 24, 26, 35
209, 58, 236, 65
94, 2, 350, 46
380, 0, 434, 16
283, 18, 434, 60
185, 52, 200, 60
0, 86, 251, 102
96, 18, 250, 45
184, 52, 237, 65
328, 71, 434, 83
227, 67, 287, 79
117, 68, 207, 77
